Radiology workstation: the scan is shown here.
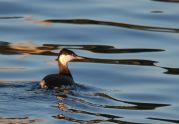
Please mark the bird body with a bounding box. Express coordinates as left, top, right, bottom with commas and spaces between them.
40, 48, 85, 89
40, 74, 74, 89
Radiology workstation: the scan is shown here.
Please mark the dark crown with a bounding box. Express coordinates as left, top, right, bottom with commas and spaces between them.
57, 48, 77, 59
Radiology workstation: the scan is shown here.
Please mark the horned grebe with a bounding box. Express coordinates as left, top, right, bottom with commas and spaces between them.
40, 48, 85, 89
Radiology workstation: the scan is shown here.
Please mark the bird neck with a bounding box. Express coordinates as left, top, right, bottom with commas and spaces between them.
58, 61, 72, 77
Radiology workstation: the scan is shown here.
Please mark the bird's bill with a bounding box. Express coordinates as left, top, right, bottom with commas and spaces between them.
75, 56, 88, 60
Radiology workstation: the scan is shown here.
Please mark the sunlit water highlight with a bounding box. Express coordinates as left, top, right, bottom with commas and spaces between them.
1, 0, 179, 124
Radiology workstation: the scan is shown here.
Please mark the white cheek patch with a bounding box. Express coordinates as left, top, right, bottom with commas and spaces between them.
59, 54, 74, 65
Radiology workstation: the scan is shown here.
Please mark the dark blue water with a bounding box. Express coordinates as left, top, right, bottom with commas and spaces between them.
1, 0, 179, 123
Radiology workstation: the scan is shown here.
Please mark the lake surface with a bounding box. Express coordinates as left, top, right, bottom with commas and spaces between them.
0, 0, 179, 124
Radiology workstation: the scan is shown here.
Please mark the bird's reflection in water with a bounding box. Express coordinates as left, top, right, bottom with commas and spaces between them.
56, 91, 68, 119
51, 86, 170, 124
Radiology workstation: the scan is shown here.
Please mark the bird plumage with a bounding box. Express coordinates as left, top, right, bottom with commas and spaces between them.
40, 48, 86, 89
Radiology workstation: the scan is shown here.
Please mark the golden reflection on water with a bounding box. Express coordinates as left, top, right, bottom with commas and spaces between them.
0, 41, 164, 56
0, 41, 57, 56
24, 16, 52, 26
0, 67, 25, 71
1, 41, 179, 75
0, 117, 43, 124
9, 42, 54, 55
0, 80, 9, 83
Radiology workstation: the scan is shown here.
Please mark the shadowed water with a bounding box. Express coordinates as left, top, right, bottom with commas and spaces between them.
0, 0, 179, 124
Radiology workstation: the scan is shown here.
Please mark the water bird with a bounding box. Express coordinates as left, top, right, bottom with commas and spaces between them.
40, 48, 86, 89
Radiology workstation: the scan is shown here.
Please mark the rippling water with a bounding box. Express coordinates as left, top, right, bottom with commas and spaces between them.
1, 0, 179, 124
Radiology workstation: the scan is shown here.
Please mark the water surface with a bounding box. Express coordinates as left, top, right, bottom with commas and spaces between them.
0, 0, 179, 124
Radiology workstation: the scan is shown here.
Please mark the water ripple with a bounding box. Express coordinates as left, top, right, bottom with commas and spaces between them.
0, 117, 42, 124
0, 16, 23, 19
148, 117, 179, 123
0, 0, 179, 123
152, 0, 179, 3
43, 19, 179, 33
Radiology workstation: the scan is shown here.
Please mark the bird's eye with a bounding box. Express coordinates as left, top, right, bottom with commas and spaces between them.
72, 53, 76, 56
